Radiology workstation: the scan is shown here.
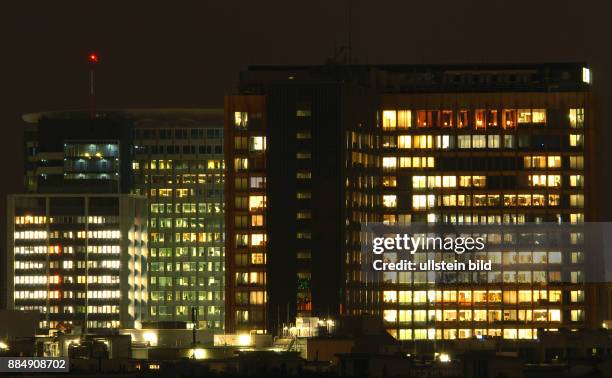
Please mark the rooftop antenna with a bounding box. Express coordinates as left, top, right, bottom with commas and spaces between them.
88, 52, 99, 119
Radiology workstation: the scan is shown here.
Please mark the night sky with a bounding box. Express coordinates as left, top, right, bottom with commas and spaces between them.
1, 0, 611, 256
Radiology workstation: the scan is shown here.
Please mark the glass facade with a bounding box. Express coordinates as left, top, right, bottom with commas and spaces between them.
133, 125, 225, 331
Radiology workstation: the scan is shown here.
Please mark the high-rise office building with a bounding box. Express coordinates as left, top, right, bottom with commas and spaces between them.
9, 114, 147, 332
7, 193, 148, 331
9, 109, 225, 332
224, 63, 600, 339
130, 109, 225, 330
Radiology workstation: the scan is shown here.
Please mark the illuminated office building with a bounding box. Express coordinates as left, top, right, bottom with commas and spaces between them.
11, 109, 225, 332
7, 194, 147, 331
224, 63, 600, 339
131, 109, 224, 330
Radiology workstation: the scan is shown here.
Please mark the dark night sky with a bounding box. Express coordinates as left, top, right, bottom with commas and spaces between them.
0, 0, 611, 248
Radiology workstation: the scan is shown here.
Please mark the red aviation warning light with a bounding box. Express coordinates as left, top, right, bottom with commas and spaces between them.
89, 52, 99, 64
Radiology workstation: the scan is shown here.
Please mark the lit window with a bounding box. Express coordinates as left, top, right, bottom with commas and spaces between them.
248, 195, 266, 211
383, 176, 396, 187
398, 135, 411, 149
517, 109, 532, 124
412, 195, 435, 210
570, 175, 584, 187
397, 110, 411, 129
502, 109, 516, 128
382, 110, 396, 130
250, 234, 267, 247
436, 135, 452, 149
383, 291, 397, 303
457, 110, 469, 128
472, 135, 486, 148
570, 194, 584, 208
582, 67, 591, 84
532, 109, 546, 123
458, 135, 471, 149
569, 156, 584, 169
249, 136, 266, 152
383, 310, 397, 323
234, 158, 248, 171
547, 156, 561, 168
382, 157, 397, 169
475, 110, 486, 129
412, 135, 432, 149
569, 134, 584, 147
487, 135, 500, 148
383, 195, 397, 208
441, 110, 453, 127
569, 108, 584, 128
412, 176, 426, 189
234, 112, 248, 129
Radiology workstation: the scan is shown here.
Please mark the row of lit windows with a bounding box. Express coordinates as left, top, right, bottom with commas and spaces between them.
15, 290, 51, 299
150, 276, 220, 287
383, 308, 561, 324
144, 160, 223, 170
150, 232, 223, 243
408, 194, 571, 208
379, 134, 584, 150
14, 261, 45, 270
87, 290, 121, 299
381, 289, 581, 304
142, 173, 223, 185
150, 290, 224, 302
381, 213, 584, 226
150, 246, 223, 258
15, 216, 47, 225
149, 188, 195, 198
380, 158, 583, 174
88, 305, 119, 314
87, 261, 120, 271
382, 194, 584, 209
15, 246, 47, 255
14, 231, 47, 240
406, 174, 580, 189
87, 245, 120, 254
85, 230, 121, 239
149, 261, 222, 272
86, 275, 120, 284
15, 276, 49, 284
381, 109, 584, 130
150, 217, 217, 229
88, 320, 120, 329
383, 251, 565, 265
149, 203, 222, 214
377, 270, 583, 284
21, 230, 121, 240
389, 327, 565, 340
150, 305, 222, 317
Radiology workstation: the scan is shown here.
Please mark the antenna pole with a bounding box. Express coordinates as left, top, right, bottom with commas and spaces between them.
88, 52, 99, 119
